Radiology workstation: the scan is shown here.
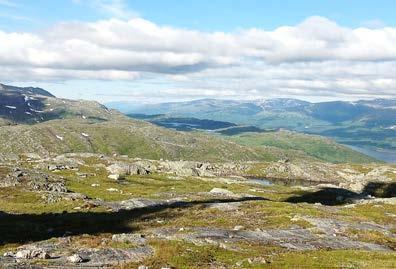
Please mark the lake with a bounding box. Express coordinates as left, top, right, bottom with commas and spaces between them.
344, 145, 396, 163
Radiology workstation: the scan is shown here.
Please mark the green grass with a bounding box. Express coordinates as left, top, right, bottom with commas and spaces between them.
0, 187, 84, 214
269, 250, 396, 269
121, 240, 396, 269
0, 118, 292, 162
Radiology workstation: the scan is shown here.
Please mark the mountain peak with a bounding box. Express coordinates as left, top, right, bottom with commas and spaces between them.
0, 83, 55, 98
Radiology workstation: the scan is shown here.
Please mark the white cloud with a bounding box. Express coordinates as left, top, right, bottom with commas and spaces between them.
1, 16, 396, 100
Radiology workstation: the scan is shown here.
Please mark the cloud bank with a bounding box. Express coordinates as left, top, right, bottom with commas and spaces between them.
1, 16, 395, 100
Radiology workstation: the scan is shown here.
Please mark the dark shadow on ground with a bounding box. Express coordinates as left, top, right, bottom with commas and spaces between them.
362, 182, 396, 198
285, 187, 360, 206
285, 181, 395, 206
0, 196, 267, 246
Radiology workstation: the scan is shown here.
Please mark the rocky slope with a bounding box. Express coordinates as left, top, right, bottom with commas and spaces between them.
0, 153, 394, 268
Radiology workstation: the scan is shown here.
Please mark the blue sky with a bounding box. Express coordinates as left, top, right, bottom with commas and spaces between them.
0, 0, 395, 103
1, 0, 394, 32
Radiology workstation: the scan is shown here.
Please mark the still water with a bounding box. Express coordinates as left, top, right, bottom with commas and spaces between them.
344, 145, 396, 163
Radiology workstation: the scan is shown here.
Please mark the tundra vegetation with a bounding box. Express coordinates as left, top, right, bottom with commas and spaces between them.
0, 84, 395, 268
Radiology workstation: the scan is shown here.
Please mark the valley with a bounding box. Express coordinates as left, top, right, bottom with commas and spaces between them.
109, 98, 396, 163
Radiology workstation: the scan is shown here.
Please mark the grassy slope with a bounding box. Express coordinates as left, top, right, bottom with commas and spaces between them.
0, 116, 313, 162
0, 114, 377, 163
224, 131, 379, 163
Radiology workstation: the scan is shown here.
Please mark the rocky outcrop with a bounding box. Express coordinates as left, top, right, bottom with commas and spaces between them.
0, 167, 68, 193
150, 226, 391, 251
0, 237, 153, 268
106, 162, 151, 177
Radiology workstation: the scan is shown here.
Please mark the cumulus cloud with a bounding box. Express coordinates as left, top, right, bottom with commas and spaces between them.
1, 16, 396, 100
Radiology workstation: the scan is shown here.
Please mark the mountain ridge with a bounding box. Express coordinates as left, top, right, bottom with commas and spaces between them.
108, 97, 396, 157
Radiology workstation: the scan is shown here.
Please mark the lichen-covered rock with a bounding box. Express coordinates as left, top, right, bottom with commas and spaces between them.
15, 247, 50, 260
112, 233, 147, 245
67, 254, 84, 263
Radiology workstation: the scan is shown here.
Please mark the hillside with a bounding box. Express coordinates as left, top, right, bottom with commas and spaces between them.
0, 116, 297, 162
126, 114, 378, 163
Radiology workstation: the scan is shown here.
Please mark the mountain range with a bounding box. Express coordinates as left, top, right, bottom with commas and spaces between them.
0, 83, 378, 163
107, 98, 396, 162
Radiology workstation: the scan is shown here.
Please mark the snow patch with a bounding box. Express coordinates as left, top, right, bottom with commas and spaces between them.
30, 108, 44, 113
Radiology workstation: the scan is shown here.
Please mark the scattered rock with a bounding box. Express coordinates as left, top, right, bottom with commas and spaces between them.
67, 253, 84, 263
15, 248, 50, 260
3, 252, 14, 258
106, 188, 119, 192
209, 188, 236, 197
207, 202, 242, 211
112, 233, 146, 245
233, 225, 244, 231
108, 174, 121, 180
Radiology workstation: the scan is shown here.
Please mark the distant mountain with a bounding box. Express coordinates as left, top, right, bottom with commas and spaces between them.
0, 83, 113, 125
125, 114, 377, 163
0, 84, 378, 164
0, 83, 55, 97
107, 98, 396, 159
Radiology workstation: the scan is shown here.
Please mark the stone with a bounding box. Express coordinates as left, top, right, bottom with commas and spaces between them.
106, 188, 119, 192
15, 250, 31, 259
67, 253, 84, 263
233, 225, 244, 231
209, 188, 236, 197
150, 226, 390, 251
207, 202, 241, 211
3, 252, 14, 257
23, 153, 42, 160
138, 266, 149, 269
112, 233, 146, 245
108, 174, 121, 180
15, 248, 50, 260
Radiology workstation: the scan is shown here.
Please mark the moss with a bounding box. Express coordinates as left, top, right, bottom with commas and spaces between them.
0, 187, 83, 214
121, 240, 275, 269
269, 250, 396, 269
338, 204, 396, 225
345, 229, 396, 249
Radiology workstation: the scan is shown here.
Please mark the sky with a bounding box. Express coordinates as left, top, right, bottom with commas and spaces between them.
0, 0, 396, 103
